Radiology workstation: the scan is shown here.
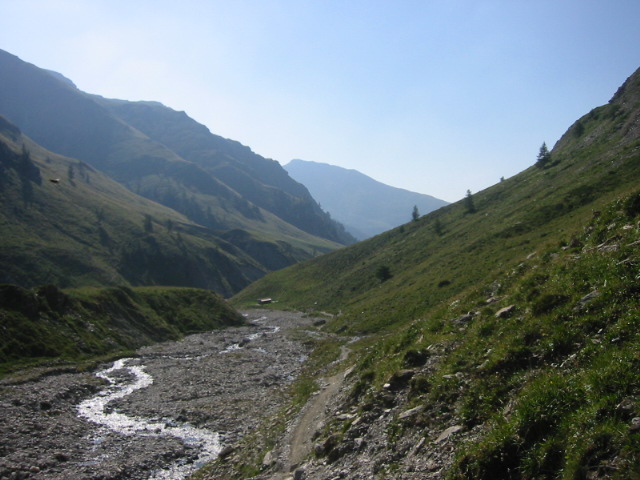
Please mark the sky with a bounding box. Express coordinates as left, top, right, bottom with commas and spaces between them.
1, 1, 639, 202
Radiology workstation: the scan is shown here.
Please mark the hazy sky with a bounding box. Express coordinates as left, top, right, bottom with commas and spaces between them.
1, 1, 639, 202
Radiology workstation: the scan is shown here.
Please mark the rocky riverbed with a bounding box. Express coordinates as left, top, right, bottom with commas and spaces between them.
0, 310, 323, 480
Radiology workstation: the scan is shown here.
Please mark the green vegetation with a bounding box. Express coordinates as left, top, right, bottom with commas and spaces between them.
230, 67, 640, 477
0, 284, 244, 375
0, 118, 340, 295
412, 205, 420, 222
446, 196, 640, 478
536, 141, 552, 168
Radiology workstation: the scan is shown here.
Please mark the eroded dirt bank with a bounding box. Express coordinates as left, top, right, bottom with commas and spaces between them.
0, 310, 321, 480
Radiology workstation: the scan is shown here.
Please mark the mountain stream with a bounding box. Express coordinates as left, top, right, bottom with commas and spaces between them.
0, 310, 320, 480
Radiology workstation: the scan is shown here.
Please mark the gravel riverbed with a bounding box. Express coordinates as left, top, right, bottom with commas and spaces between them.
0, 310, 321, 480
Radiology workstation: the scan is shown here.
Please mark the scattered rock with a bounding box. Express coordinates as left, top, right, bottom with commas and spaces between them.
218, 445, 235, 459
322, 434, 342, 456
495, 305, 516, 318
434, 425, 464, 444
262, 450, 274, 468
313, 443, 324, 457
335, 413, 355, 421
452, 313, 473, 325
574, 290, 601, 311
399, 405, 424, 420
411, 437, 426, 455
385, 369, 416, 391
402, 349, 429, 368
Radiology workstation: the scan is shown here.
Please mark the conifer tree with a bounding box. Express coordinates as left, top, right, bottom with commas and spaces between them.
464, 189, 476, 213
536, 142, 552, 168
412, 205, 420, 221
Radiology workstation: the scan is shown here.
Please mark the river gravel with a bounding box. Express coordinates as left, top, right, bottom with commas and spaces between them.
0, 310, 322, 480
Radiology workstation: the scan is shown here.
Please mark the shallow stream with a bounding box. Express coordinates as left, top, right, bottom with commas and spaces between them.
77, 358, 223, 479
0, 310, 318, 480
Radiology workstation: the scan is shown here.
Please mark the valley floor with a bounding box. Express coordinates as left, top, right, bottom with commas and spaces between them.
0, 310, 320, 480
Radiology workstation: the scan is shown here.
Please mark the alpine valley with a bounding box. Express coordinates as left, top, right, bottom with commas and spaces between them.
0, 48, 355, 296
2, 47, 640, 480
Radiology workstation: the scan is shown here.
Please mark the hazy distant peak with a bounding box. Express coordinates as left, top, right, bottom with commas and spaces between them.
285, 159, 448, 239
44, 69, 77, 89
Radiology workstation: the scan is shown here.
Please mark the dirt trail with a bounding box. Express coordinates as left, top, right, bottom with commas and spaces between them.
269, 344, 352, 479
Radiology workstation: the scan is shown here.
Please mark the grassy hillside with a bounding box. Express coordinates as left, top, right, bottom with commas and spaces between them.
0, 115, 342, 295
0, 49, 354, 252
233, 68, 640, 322
0, 284, 244, 375
102, 99, 355, 244
226, 68, 640, 478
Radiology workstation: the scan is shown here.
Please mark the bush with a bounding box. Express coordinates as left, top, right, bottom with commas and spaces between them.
375, 265, 392, 282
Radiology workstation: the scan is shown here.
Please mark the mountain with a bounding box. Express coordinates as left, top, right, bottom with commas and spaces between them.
93, 98, 353, 243
0, 115, 336, 295
0, 49, 354, 254
284, 159, 448, 239
223, 67, 640, 478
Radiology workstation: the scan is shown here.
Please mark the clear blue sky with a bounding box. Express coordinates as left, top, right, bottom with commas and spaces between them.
1, 1, 639, 202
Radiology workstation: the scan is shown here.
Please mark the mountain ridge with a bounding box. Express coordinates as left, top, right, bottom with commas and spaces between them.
0, 114, 342, 295
0, 48, 356, 295
285, 159, 448, 239
0, 48, 354, 247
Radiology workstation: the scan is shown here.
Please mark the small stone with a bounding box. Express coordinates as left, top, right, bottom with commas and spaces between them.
495, 305, 516, 318
386, 369, 415, 391
54, 452, 69, 462
574, 290, 600, 311
399, 405, 424, 420
218, 445, 235, 458
425, 460, 439, 471
412, 437, 426, 454
336, 413, 355, 421
434, 425, 464, 443
452, 313, 473, 324
262, 450, 274, 467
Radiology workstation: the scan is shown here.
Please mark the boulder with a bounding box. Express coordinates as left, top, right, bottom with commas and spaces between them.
495, 305, 516, 318
399, 405, 425, 420
385, 369, 416, 391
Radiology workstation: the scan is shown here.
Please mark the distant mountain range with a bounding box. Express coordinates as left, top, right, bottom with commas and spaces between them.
0, 49, 355, 295
284, 159, 448, 239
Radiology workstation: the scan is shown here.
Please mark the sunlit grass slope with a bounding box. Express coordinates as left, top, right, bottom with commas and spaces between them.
229, 67, 640, 477
233, 67, 640, 327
